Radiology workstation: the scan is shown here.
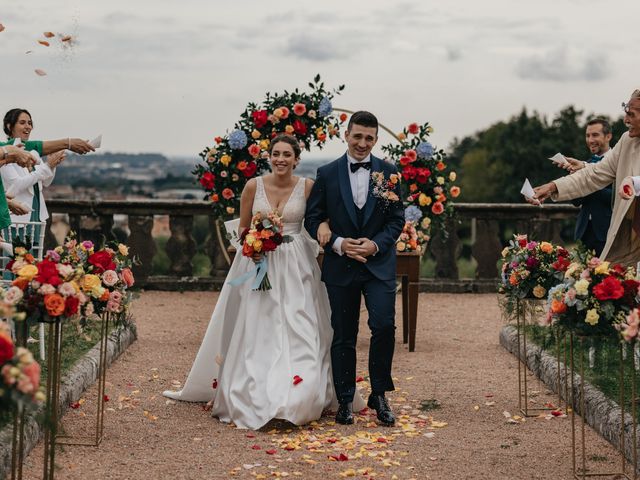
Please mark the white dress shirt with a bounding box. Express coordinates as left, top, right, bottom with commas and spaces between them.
332, 153, 372, 255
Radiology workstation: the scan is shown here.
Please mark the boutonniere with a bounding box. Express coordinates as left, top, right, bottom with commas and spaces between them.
371, 171, 401, 204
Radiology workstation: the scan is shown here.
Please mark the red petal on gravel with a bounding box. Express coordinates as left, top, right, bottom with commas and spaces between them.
251, 445, 261, 450
265, 449, 277, 455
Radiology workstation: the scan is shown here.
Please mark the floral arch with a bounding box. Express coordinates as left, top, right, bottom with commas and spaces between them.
193, 75, 460, 255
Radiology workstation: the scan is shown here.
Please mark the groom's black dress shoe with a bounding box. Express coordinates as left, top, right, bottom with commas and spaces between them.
367, 394, 395, 426
335, 402, 354, 425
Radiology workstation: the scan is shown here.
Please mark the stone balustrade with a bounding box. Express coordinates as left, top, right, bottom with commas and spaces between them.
43, 200, 580, 291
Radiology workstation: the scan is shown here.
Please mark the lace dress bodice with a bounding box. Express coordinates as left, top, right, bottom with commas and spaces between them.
253, 176, 306, 235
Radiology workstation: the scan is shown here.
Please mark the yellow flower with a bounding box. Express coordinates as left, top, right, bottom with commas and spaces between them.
273, 108, 284, 118
17, 264, 38, 280
260, 139, 270, 150
251, 129, 261, 139
594, 262, 610, 275
226, 207, 235, 215
449, 172, 457, 182
14, 247, 27, 256
92, 285, 106, 299
396, 241, 406, 252
253, 240, 263, 252
285, 125, 295, 134
418, 194, 432, 207
220, 155, 231, 167
118, 244, 129, 256
69, 281, 80, 293
501, 247, 510, 258
315, 127, 324, 136
389, 174, 400, 184
245, 234, 256, 246
426, 126, 434, 134
54, 246, 63, 254
436, 176, 445, 185
81, 274, 101, 292
574, 279, 590, 296
585, 309, 599, 326
532, 285, 546, 298
421, 217, 431, 229
397, 132, 406, 141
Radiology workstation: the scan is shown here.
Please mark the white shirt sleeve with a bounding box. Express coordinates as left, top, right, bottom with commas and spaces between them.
332, 236, 344, 256
632, 176, 640, 196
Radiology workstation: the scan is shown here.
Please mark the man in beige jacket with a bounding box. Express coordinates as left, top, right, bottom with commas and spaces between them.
533, 90, 640, 265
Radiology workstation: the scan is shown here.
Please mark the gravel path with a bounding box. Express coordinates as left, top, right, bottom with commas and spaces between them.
19, 292, 628, 479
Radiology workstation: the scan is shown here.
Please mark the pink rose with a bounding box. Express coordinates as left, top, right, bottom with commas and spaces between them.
22, 361, 40, 392
109, 290, 123, 303
102, 270, 119, 287
107, 300, 121, 313
292, 103, 307, 116
120, 268, 135, 287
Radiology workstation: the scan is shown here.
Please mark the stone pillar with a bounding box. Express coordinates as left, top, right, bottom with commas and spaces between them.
206, 217, 231, 277
430, 217, 461, 279
472, 218, 502, 279
165, 215, 196, 276
128, 215, 156, 283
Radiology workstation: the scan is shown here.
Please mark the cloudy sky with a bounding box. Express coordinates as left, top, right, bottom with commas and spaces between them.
1, 0, 639, 160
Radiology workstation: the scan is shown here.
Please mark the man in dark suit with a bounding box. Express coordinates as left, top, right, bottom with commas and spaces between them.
563, 118, 613, 256
305, 111, 404, 426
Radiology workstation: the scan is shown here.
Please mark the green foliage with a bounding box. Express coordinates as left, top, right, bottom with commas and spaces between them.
448, 107, 626, 202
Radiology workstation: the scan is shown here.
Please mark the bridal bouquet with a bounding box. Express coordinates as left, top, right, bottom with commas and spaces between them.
233, 211, 292, 291
545, 251, 639, 337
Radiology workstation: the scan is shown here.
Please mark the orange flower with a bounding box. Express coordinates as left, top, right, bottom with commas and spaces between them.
339, 113, 348, 123
540, 242, 553, 254
318, 133, 327, 142
25, 253, 35, 263
431, 201, 444, 215
222, 188, 234, 200
509, 273, 519, 286
237, 161, 247, 171
285, 125, 295, 134
242, 243, 254, 257
214, 136, 222, 144
397, 132, 406, 141
437, 194, 447, 202
405, 149, 417, 161
551, 299, 567, 314
293, 103, 307, 116
409, 183, 418, 193
248, 144, 261, 158
211, 194, 219, 202
100, 290, 110, 301
44, 293, 65, 317
450, 186, 461, 198
259, 229, 274, 239
12, 278, 29, 290
436, 161, 446, 171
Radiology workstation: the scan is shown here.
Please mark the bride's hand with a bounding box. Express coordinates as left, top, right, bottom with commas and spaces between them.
317, 221, 331, 247
252, 252, 263, 263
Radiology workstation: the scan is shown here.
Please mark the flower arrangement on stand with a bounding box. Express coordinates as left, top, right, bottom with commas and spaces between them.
381, 122, 460, 240
396, 206, 428, 253
193, 74, 347, 220
545, 251, 639, 337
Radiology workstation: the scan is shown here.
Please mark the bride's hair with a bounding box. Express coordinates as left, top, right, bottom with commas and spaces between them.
269, 134, 301, 159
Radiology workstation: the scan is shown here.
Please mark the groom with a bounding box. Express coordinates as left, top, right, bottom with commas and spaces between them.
305, 111, 404, 426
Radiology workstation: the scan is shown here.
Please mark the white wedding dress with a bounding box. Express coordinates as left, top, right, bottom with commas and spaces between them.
163, 176, 363, 429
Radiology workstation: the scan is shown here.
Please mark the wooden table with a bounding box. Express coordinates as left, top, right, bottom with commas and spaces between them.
228, 248, 422, 351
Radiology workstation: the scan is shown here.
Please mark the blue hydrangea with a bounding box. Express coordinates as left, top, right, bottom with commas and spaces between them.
228, 129, 248, 150
318, 97, 332, 117
404, 205, 422, 223
416, 141, 434, 159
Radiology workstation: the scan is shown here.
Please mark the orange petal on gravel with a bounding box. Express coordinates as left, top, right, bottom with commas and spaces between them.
44, 31, 55, 38
0, 24, 5, 33
38, 40, 50, 47
61, 35, 72, 42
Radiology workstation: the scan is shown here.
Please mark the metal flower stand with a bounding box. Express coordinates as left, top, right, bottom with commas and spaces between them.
10, 320, 30, 480
515, 297, 565, 416
568, 333, 638, 479
55, 312, 110, 447
42, 318, 62, 480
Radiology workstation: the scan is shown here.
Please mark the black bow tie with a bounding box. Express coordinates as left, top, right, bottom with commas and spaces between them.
350, 161, 371, 173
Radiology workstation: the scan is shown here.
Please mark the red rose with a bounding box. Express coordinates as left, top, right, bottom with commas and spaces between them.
612, 263, 627, 277
407, 123, 420, 134
222, 188, 234, 200
416, 168, 431, 184
401, 166, 417, 181
262, 238, 277, 252
292, 119, 307, 136
36, 259, 61, 286
431, 202, 444, 215
248, 144, 261, 158
622, 279, 640, 305
88, 251, 116, 274
0, 332, 14, 365
399, 156, 413, 166
552, 256, 570, 272
243, 162, 258, 178
593, 276, 625, 301
199, 172, 215, 190
252, 110, 268, 129
64, 296, 80, 316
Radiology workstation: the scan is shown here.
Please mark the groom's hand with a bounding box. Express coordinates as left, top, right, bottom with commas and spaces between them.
351, 238, 377, 258
341, 238, 367, 263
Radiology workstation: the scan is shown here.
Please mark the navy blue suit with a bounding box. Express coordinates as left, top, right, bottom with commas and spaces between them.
572, 154, 612, 256
305, 154, 404, 403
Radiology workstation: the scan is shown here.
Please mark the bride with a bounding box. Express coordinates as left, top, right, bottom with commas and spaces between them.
163, 134, 363, 429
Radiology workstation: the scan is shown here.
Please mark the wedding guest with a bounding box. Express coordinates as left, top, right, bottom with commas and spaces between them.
2, 108, 94, 155
532, 89, 640, 266
0, 144, 35, 230
554, 118, 613, 256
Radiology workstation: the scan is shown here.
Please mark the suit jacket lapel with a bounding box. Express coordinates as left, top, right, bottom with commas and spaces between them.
362, 155, 381, 227
337, 154, 358, 228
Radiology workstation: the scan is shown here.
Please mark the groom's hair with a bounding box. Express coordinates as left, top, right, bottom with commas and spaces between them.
347, 111, 378, 134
